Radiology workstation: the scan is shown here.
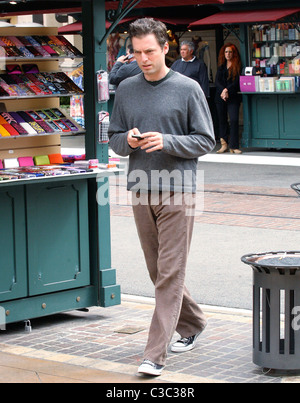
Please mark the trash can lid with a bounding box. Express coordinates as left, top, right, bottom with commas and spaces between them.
291, 183, 300, 197
242, 251, 300, 270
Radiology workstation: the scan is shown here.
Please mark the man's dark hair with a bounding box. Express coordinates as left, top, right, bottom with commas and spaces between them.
129, 18, 168, 49
127, 44, 134, 54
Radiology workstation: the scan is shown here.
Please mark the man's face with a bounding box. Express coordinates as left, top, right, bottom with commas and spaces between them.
180, 45, 193, 61
132, 34, 169, 80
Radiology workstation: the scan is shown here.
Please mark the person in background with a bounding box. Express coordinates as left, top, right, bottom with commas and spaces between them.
109, 44, 141, 87
171, 41, 209, 98
215, 43, 242, 154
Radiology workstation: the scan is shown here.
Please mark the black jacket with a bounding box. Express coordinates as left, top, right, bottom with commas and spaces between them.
215, 64, 241, 104
171, 58, 210, 98
109, 61, 141, 87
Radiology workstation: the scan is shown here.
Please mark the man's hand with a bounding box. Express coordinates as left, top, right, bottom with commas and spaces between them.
128, 129, 164, 153
117, 55, 128, 64
128, 128, 143, 149
140, 132, 164, 153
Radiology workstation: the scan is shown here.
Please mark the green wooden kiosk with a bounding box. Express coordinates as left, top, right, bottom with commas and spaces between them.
190, 3, 300, 150
238, 6, 300, 149
0, 0, 228, 327
0, 0, 123, 326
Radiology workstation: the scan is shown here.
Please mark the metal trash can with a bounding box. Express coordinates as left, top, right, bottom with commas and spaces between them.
291, 183, 300, 197
242, 251, 300, 370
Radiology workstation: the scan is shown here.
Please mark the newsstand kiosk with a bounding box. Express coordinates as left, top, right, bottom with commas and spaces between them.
0, 0, 121, 327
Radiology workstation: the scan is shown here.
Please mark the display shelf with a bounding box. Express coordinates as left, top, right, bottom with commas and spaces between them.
250, 23, 300, 76
0, 26, 85, 159
253, 40, 300, 45
0, 33, 83, 59
0, 168, 122, 187
0, 71, 84, 98
254, 56, 296, 59
0, 107, 85, 141
0, 92, 84, 100
240, 91, 300, 94
0, 56, 84, 62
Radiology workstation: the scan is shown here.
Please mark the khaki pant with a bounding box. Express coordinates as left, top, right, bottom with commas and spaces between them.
132, 192, 207, 366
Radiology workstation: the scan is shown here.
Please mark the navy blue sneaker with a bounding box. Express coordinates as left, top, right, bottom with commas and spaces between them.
138, 359, 164, 376
171, 332, 202, 353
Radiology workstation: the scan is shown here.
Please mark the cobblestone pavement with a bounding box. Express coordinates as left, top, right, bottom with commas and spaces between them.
110, 175, 300, 232
1, 297, 299, 383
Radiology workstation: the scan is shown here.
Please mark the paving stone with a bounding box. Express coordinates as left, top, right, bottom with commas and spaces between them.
0, 301, 297, 383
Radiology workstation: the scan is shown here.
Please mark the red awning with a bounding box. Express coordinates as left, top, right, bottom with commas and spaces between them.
58, 17, 138, 35
58, 16, 196, 35
105, 0, 224, 10
58, 22, 82, 35
189, 7, 300, 27
0, 0, 223, 18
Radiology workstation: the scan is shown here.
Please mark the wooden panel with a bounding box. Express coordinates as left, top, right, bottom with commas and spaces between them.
279, 95, 300, 139
0, 60, 60, 74
0, 27, 58, 37
251, 95, 280, 139
0, 134, 61, 159
0, 186, 27, 302
0, 133, 60, 149
0, 145, 61, 160
0, 98, 60, 112
26, 180, 90, 296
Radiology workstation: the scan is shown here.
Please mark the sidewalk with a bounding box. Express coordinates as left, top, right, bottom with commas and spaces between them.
2, 147, 300, 383
0, 295, 299, 384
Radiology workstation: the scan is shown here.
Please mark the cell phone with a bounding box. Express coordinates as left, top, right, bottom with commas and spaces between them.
61, 119, 78, 132
46, 120, 61, 132
124, 54, 134, 61
51, 108, 65, 119
53, 119, 71, 132
132, 134, 143, 140
42, 109, 57, 120
27, 110, 43, 121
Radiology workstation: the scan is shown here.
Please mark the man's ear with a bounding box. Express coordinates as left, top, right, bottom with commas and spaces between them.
163, 42, 169, 55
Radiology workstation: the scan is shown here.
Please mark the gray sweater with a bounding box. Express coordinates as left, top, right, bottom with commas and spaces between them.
108, 70, 215, 193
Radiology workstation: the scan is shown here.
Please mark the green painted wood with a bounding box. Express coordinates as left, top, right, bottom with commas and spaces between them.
247, 139, 300, 148
100, 285, 121, 308
26, 180, 90, 296
243, 93, 300, 147
279, 95, 300, 139
82, 0, 108, 163
1, 286, 97, 325
0, 186, 27, 302
251, 95, 280, 139
82, 0, 121, 307
100, 269, 117, 287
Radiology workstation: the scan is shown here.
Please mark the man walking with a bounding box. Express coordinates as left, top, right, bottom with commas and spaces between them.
108, 18, 215, 376
171, 41, 210, 98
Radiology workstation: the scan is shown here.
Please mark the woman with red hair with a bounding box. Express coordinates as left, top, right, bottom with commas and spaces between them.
215, 44, 242, 154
